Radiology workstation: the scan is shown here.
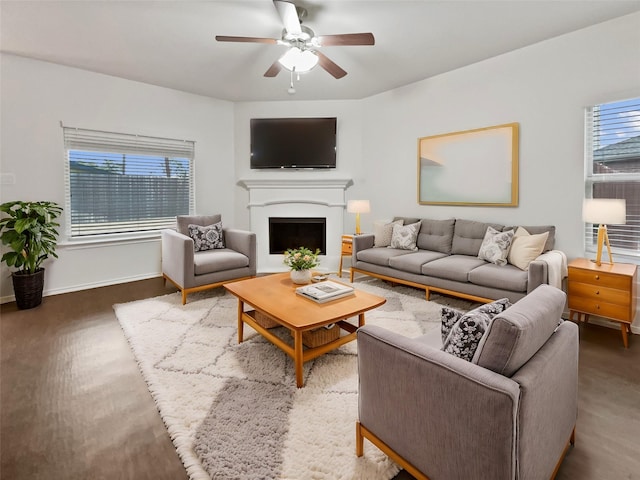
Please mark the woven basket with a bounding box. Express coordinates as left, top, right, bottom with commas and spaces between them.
12, 268, 45, 310
296, 324, 340, 348
253, 310, 280, 329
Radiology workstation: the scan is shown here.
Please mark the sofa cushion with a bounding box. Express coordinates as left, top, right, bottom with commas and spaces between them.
390, 221, 421, 251
373, 219, 403, 247
193, 248, 249, 275
421, 255, 487, 283
442, 298, 512, 362
508, 227, 549, 271
389, 250, 448, 274
416, 218, 456, 254
475, 284, 566, 377
477, 226, 514, 266
357, 247, 412, 267
468, 263, 528, 292
188, 222, 225, 251
503, 225, 555, 251
177, 214, 222, 236
451, 219, 504, 256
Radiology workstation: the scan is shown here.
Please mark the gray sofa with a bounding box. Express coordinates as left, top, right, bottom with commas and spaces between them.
356, 284, 578, 480
350, 217, 559, 304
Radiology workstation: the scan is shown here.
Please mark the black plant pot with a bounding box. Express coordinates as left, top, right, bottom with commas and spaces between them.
12, 268, 45, 310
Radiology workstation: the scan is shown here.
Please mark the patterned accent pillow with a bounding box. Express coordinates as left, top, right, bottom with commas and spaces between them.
442, 298, 511, 362
441, 306, 464, 343
478, 226, 515, 266
188, 222, 225, 251
389, 221, 421, 251
373, 219, 404, 247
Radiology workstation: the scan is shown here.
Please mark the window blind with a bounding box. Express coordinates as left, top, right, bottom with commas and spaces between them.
63, 126, 195, 237
585, 99, 640, 256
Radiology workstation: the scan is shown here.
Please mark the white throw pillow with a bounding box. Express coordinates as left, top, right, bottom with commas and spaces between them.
389, 221, 421, 251
373, 219, 403, 247
508, 227, 549, 270
478, 226, 514, 266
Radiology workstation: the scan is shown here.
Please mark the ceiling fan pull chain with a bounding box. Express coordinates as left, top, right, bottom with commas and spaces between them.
288, 69, 296, 95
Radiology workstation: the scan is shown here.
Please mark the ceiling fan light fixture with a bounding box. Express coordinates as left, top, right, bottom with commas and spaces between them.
278, 47, 318, 73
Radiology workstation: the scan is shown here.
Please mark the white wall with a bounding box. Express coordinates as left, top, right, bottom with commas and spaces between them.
0, 54, 235, 301
358, 12, 640, 261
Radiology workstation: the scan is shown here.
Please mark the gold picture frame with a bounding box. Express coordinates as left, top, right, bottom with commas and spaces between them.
418, 123, 519, 206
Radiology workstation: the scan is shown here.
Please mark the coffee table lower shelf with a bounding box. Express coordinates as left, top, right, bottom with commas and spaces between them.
240, 309, 362, 387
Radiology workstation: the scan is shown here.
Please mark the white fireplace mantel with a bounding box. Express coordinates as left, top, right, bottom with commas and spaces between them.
239, 177, 353, 273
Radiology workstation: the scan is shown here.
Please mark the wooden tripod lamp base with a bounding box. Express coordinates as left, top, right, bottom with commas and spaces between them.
594, 224, 613, 266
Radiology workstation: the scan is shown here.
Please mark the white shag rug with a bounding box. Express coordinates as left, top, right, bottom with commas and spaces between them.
114, 277, 474, 480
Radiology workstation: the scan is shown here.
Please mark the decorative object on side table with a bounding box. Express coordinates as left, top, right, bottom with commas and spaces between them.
582, 198, 627, 266
347, 200, 370, 235
283, 246, 320, 284
0, 200, 63, 309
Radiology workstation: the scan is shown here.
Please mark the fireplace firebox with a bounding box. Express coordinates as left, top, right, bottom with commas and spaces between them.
269, 217, 326, 254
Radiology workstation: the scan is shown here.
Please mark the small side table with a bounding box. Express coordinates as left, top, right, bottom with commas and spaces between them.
567, 258, 637, 348
338, 234, 354, 278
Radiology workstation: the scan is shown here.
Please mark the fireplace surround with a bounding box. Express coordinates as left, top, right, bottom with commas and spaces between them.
240, 178, 352, 272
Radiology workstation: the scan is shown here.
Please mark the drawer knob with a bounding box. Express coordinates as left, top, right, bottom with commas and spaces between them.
596, 305, 600, 309
595, 275, 600, 280
595, 290, 600, 295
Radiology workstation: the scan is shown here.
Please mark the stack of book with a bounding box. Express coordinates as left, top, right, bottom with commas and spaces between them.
296, 281, 355, 303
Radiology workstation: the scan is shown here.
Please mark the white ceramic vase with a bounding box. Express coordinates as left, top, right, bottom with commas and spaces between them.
290, 269, 312, 285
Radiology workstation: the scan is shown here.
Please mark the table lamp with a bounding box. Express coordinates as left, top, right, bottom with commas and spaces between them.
347, 200, 370, 235
582, 198, 626, 266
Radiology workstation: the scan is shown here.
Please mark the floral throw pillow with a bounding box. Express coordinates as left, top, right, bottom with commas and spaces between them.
188, 222, 225, 251
389, 221, 421, 251
478, 226, 515, 266
441, 306, 464, 343
442, 298, 511, 362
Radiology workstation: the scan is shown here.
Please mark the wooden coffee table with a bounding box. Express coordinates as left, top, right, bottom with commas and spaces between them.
224, 273, 386, 387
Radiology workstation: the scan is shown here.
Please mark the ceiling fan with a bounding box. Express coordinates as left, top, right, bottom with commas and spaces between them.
215, 0, 374, 80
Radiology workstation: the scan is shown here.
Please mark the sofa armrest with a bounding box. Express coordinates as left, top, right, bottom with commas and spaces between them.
352, 233, 375, 262
357, 324, 520, 480
161, 229, 195, 286
527, 260, 548, 293
223, 228, 257, 275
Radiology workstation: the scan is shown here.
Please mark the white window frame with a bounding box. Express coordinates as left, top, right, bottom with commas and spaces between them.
584, 97, 640, 262
63, 126, 195, 241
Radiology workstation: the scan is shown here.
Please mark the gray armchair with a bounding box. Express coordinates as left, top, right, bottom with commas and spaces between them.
161, 215, 256, 304
356, 284, 578, 480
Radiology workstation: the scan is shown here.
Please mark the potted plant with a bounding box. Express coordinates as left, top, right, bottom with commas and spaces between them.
283, 246, 321, 284
0, 200, 63, 309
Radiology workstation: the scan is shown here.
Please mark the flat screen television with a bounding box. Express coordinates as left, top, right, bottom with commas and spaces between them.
250, 117, 337, 169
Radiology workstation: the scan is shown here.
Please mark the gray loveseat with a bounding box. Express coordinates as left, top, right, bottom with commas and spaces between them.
350, 217, 560, 304
356, 284, 578, 480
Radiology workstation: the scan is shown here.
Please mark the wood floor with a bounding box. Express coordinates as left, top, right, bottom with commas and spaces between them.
1, 278, 639, 480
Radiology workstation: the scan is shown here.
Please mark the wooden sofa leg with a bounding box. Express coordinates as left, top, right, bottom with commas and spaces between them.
355, 422, 364, 457
181, 290, 187, 305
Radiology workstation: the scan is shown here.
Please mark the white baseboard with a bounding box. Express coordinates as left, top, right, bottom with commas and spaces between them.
0, 272, 163, 304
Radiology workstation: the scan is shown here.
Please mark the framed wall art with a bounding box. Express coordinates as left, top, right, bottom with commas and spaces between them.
418, 122, 519, 206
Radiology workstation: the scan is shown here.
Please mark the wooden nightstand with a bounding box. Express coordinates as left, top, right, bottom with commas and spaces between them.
338, 234, 354, 278
568, 258, 637, 348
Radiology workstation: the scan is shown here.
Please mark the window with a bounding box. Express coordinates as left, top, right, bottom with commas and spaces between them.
585, 98, 640, 257
63, 127, 194, 237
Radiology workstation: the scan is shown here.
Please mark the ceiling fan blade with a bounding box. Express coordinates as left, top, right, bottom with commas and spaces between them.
215, 35, 278, 44
273, 0, 302, 36
315, 51, 347, 79
264, 60, 283, 77
315, 33, 375, 47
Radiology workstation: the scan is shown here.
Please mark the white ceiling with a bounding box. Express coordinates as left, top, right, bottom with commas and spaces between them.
2, 1, 640, 102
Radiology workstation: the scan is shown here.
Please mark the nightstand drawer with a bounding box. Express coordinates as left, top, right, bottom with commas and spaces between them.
568, 282, 631, 306
342, 242, 353, 255
568, 268, 630, 290
568, 296, 631, 323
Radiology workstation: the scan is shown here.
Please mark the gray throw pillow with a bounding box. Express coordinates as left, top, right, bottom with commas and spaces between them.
442, 298, 511, 362
188, 222, 224, 251
478, 226, 514, 266
389, 221, 421, 251
373, 219, 403, 247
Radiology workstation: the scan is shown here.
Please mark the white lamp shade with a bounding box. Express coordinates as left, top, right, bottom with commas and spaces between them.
347, 200, 371, 214
583, 198, 626, 225
278, 48, 318, 73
